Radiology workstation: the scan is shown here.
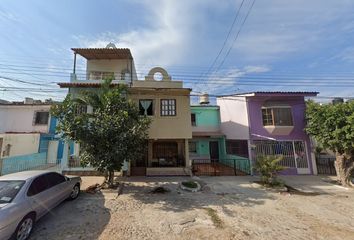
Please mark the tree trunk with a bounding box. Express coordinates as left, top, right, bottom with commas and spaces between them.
334, 153, 354, 187
108, 170, 115, 186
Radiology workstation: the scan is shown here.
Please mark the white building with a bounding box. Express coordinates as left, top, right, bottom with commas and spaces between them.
0, 99, 52, 158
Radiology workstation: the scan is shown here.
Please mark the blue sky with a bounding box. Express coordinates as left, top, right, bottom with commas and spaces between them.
0, 0, 354, 101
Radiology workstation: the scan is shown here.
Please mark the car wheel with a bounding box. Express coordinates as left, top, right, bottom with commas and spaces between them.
69, 184, 80, 200
13, 214, 35, 240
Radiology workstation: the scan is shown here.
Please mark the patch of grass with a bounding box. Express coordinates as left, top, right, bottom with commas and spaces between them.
181, 181, 198, 189
204, 208, 224, 228
150, 186, 170, 194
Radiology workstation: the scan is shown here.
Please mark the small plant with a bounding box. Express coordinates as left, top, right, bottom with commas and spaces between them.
181, 181, 198, 189
254, 155, 285, 187
204, 208, 224, 228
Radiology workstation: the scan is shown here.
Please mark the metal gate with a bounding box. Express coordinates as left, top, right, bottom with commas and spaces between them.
316, 155, 336, 175
192, 159, 250, 176
253, 140, 310, 174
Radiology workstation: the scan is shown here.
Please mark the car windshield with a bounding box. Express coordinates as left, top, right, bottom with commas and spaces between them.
0, 181, 25, 203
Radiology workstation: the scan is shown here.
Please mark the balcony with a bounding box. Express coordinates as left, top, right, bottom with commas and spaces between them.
70, 71, 131, 84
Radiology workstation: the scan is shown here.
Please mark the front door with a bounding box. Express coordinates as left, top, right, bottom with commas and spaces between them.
209, 141, 219, 162
130, 141, 147, 176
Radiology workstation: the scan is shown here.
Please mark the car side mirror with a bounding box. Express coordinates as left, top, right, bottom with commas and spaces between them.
65, 177, 71, 181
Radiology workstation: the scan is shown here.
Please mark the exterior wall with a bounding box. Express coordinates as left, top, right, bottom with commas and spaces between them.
0, 152, 47, 176
0, 105, 51, 133
191, 106, 220, 132
247, 96, 314, 174
189, 138, 226, 161
217, 96, 250, 140
130, 90, 192, 139
86, 59, 138, 81
0, 133, 40, 157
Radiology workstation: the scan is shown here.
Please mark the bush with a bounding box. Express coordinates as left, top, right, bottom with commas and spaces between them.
181, 181, 198, 189
254, 155, 285, 187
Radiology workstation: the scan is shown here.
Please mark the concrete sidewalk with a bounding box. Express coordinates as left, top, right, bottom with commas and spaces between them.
280, 175, 352, 194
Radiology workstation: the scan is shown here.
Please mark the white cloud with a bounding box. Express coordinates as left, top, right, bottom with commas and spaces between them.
0, 10, 20, 22
74, 0, 212, 67
192, 65, 271, 94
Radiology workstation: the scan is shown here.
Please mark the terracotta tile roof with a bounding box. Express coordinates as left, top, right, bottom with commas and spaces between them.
58, 82, 122, 88
72, 48, 133, 60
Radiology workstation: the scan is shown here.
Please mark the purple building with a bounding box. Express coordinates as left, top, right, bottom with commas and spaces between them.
217, 92, 318, 175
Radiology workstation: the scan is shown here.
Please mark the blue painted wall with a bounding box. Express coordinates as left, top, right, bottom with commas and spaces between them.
1, 152, 47, 175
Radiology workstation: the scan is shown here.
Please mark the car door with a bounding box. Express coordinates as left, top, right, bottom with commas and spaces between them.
27, 175, 51, 218
44, 172, 71, 205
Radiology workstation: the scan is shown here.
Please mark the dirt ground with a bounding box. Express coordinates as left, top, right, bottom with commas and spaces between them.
30, 176, 354, 240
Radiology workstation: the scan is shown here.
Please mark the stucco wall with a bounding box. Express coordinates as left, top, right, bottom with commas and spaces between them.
0, 105, 51, 133
216, 96, 250, 140
247, 96, 309, 141
86, 59, 138, 81
247, 96, 314, 174
130, 91, 192, 139
191, 106, 220, 130
0, 133, 40, 157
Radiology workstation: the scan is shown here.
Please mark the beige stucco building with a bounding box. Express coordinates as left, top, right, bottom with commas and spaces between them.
59, 44, 192, 176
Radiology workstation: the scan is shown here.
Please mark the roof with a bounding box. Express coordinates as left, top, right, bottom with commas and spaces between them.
58, 82, 122, 88
219, 91, 319, 97
190, 105, 219, 108
72, 48, 133, 60
0, 170, 52, 181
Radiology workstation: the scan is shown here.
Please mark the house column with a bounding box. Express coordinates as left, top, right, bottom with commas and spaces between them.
61, 142, 69, 171
185, 139, 190, 168
248, 139, 254, 175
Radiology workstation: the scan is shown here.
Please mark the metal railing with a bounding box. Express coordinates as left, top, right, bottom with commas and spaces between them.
148, 157, 185, 168
192, 158, 250, 176
0, 152, 59, 176
316, 155, 336, 175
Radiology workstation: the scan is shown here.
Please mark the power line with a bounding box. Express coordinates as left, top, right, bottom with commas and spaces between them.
202, 0, 246, 78
213, 0, 256, 74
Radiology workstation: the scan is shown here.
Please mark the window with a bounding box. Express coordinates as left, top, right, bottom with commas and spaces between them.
2, 144, 11, 157
191, 113, 196, 126
75, 105, 87, 115
189, 141, 197, 153
226, 140, 249, 158
45, 173, 66, 188
261, 107, 293, 126
34, 111, 49, 125
27, 175, 49, 196
153, 142, 178, 159
139, 100, 153, 116
0, 181, 25, 203
160, 99, 176, 116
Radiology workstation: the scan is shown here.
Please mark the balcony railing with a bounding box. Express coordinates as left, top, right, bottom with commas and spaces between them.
71, 71, 132, 82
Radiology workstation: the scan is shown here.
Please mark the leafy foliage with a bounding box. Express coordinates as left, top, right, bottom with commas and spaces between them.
51, 79, 151, 183
254, 155, 285, 186
306, 100, 354, 186
306, 100, 354, 154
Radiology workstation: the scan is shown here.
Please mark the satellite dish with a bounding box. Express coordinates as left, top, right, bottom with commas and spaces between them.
106, 42, 117, 49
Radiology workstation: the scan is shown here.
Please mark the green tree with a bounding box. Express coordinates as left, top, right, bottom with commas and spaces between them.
254, 155, 285, 186
306, 100, 354, 187
51, 79, 151, 185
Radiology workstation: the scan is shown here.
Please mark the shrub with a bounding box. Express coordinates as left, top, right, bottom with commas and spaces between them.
254, 155, 285, 187
181, 181, 198, 189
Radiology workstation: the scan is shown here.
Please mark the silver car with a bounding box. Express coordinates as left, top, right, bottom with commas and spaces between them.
0, 170, 81, 240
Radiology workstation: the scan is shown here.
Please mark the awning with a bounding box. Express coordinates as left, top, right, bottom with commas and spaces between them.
71, 48, 133, 60
192, 131, 225, 137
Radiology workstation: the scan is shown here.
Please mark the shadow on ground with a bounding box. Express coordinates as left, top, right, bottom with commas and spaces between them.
116, 176, 275, 214
30, 192, 110, 240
